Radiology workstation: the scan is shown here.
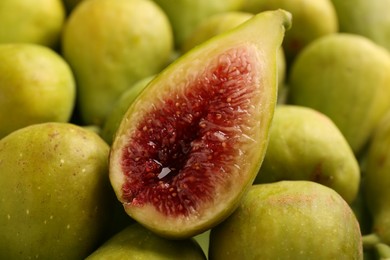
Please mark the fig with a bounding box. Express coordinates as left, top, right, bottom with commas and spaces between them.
240, 0, 338, 65
0, 123, 114, 259
101, 75, 155, 145
0, 0, 65, 48
109, 10, 292, 238
255, 105, 360, 204
209, 181, 363, 259
288, 33, 390, 155
61, 0, 174, 126
86, 222, 206, 259
363, 111, 390, 245
181, 11, 287, 93
0, 43, 76, 139
152, 0, 245, 48
330, 0, 390, 53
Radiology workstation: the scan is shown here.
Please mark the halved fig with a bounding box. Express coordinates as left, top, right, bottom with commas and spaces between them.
109, 10, 292, 239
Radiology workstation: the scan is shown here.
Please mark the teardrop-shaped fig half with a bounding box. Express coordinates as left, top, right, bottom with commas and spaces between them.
109, 10, 292, 239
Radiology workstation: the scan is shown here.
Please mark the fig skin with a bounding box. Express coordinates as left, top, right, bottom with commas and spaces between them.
109, 10, 292, 239
240, 0, 338, 65
0, 0, 65, 48
364, 111, 390, 245
62, 0, 174, 126
152, 0, 245, 48
330, 0, 390, 53
288, 33, 390, 156
86, 223, 206, 260
0, 123, 115, 259
209, 181, 363, 259
255, 105, 360, 204
0, 43, 76, 139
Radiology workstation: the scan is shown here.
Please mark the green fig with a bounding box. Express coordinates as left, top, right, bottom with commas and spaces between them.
0, 43, 76, 139
152, 0, 245, 48
109, 10, 292, 239
288, 33, 390, 155
62, 0, 174, 126
364, 111, 390, 246
0, 123, 114, 259
240, 0, 338, 64
330, 0, 390, 53
86, 223, 206, 259
209, 181, 363, 259
101, 75, 155, 145
255, 105, 360, 204
0, 0, 65, 48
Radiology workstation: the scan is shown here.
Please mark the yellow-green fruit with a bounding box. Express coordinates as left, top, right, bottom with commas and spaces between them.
255, 105, 360, 204
0, 43, 75, 139
364, 112, 390, 245
331, 0, 390, 53
152, 0, 244, 48
240, 0, 338, 64
209, 181, 363, 259
288, 33, 390, 155
182, 11, 254, 53
0, 122, 114, 259
101, 75, 154, 145
62, 0, 174, 126
86, 223, 206, 259
0, 0, 65, 48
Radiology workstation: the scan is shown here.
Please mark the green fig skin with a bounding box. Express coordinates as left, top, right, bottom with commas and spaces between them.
0, 43, 76, 139
101, 75, 155, 145
288, 33, 390, 155
109, 10, 292, 239
0, 123, 115, 259
330, 0, 390, 53
255, 105, 360, 204
86, 223, 206, 260
240, 0, 338, 64
62, 0, 174, 126
364, 112, 390, 245
152, 0, 245, 48
209, 181, 363, 260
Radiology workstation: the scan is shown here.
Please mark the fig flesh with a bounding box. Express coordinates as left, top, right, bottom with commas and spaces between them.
109, 10, 292, 238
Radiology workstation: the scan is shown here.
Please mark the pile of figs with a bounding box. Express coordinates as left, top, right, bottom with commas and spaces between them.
1, 0, 390, 259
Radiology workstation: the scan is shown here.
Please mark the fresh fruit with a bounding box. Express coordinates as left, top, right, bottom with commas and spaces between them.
255, 105, 360, 204
364, 111, 390, 245
101, 75, 155, 145
240, 0, 339, 65
109, 10, 291, 238
181, 11, 254, 53
152, 0, 245, 48
86, 223, 206, 259
181, 11, 286, 96
0, 43, 75, 139
209, 181, 363, 259
331, 0, 390, 53
62, 0, 174, 126
0, 122, 114, 259
0, 0, 65, 48
288, 33, 390, 155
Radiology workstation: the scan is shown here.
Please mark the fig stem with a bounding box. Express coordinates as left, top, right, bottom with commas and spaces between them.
362, 233, 381, 249
375, 243, 390, 260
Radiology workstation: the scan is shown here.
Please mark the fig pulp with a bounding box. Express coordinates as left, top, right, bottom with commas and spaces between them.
109, 10, 292, 238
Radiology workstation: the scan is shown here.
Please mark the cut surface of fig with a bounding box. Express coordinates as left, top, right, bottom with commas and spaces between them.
109, 10, 291, 238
